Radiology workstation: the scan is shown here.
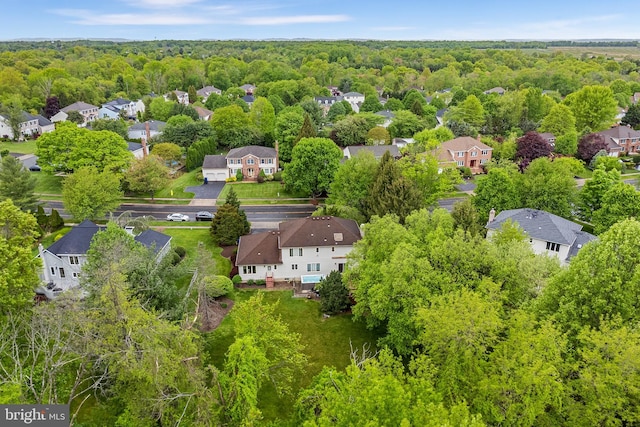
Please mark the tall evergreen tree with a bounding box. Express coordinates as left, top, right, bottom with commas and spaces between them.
294, 114, 317, 144
365, 151, 423, 223
0, 155, 37, 212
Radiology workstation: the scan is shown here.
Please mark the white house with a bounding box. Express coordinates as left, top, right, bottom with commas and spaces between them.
36, 220, 172, 299
127, 120, 166, 140
236, 216, 362, 288
375, 110, 395, 128
0, 112, 54, 140
99, 98, 138, 120
342, 91, 365, 113
164, 90, 189, 105
486, 208, 596, 265
127, 141, 146, 159
202, 155, 228, 182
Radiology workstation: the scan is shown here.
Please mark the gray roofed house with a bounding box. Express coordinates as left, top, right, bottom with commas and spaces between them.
486, 208, 596, 265
484, 87, 506, 95
37, 220, 172, 298
197, 85, 222, 102
375, 110, 395, 127
343, 145, 400, 160
202, 155, 227, 169
227, 145, 276, 159
127, 141, 145, 159
128, 120, 166, 140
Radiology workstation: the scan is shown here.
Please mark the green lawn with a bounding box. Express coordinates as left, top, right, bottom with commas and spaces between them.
158, 227, 231, 276
154, 169, 201, 199
204, 289, 381, 422
34, 173, 63, 195
0, 140, 38, 154
217, 181, 309, 204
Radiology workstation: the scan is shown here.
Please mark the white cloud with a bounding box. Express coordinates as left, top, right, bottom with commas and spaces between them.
241, 15, 350, 25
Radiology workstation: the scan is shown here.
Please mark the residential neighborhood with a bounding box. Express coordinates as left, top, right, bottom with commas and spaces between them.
1, 36, 640, 426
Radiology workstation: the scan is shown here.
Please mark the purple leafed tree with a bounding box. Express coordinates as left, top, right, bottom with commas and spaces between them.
577, 133, 608, 163
43, 96, 60, 119
515, 131, 552, 169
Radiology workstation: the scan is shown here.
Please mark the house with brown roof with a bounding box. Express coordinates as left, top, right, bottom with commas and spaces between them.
596, 125, 640, 156
235, 216, 362, 288
435, 136, 492, 174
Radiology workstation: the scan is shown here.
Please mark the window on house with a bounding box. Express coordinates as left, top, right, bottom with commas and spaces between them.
247, 159, 255, 165
50, 267, 56, 276
260, 159, 266, 164
72, 272, 79, 278
471, 151, 477, 157
299, 248, 303, 256
69, 256, 79, 264
316, 248, 319, 253
457, 151, 464, 157
268, 159, 273, 164
59, 268, 66, 278
242, 266, 257, 274
546, 242, 560, 252
457, 160, 464, 166
332, 247, 335, 252
481, 149, 489, 155
307, 263, 320, 272
292, 264, 298, 270
480, 159, 488, 164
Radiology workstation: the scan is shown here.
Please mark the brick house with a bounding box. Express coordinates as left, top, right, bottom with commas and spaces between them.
435, 136, 493, 174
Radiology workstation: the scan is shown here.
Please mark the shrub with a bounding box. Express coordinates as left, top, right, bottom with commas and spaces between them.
220, 302, 228, 309
231, 274, 242, 285
225, 176, 237, 183
273, 171, 283, 181
202, 275, 233, 298
458, 166, 472, 178
174, 246, 186, 259
235, 170, 244, 181
247, 279, 255, 286
257, 169, 267, 183
48, 209, 65, 231
256, 279, 266, 286
170, 251, 182, 266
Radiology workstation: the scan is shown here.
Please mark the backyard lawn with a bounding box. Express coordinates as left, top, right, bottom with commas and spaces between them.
217, 181, 309, 204
0, 140, 38, 154
204, 289, 381, 422
158, 227, 231, 276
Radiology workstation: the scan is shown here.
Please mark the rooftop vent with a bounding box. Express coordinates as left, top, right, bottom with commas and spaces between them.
334, 232, 343, 242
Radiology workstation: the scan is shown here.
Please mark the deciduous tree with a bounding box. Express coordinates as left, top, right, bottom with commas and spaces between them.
283, 137, 343, 198
564, 85, 618, 132
591, 182, 640, 234
577, 133, 608, 163
62, 166, 122, 220
0, 199, 41, 311
515, 132, 552, 168
125, 155, 170, 199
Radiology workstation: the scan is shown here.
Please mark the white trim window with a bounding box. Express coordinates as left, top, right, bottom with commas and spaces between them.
456, 160, 464, 166
307, 263, 320, 272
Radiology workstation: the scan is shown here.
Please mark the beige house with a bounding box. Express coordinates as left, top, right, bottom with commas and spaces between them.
435, 136, 493, 174
596, 125, 640, 156
51, 101, 99, 126
202, 145, 278, 182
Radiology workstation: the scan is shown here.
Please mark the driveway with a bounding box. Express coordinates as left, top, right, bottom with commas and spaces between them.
186, 182, 226, 199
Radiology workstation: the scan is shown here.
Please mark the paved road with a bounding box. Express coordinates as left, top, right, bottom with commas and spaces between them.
43, 201, 317, 225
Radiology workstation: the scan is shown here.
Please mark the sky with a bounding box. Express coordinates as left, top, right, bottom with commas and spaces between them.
2, 0, 640, 41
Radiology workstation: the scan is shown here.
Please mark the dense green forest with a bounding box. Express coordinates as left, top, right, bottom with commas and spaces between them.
1, 40, 640, 426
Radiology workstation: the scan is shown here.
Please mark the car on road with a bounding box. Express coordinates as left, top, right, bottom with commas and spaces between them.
167, 213, 190, 222
195, 211, 213, 221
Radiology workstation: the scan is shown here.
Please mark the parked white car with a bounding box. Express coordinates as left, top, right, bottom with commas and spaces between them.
167, 213, 190, 222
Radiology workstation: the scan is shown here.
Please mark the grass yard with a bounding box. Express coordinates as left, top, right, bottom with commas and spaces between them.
34, 173, 64, 195
0, 140, 38, 154
217, 181, 309, 204
204, 289, 381, 422
158, 227, 231, 276
154, 169, 200, 199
